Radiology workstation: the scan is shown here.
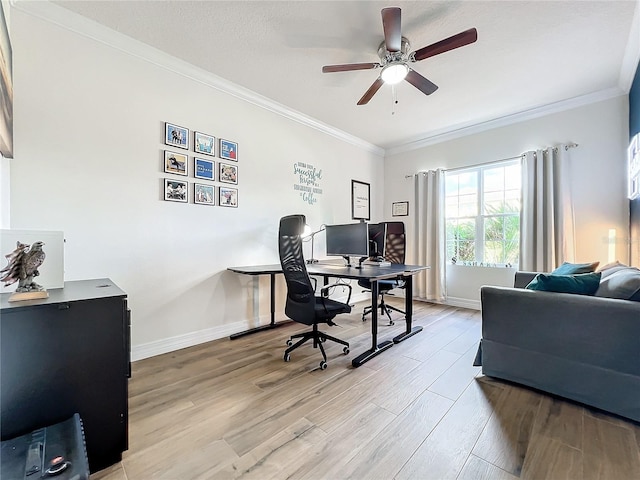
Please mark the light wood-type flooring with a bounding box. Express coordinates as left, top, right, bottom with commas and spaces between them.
93, 299, 640, 480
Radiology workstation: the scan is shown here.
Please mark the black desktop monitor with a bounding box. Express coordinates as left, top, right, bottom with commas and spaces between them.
368, 222, 387, 258
325, 222, 369, 265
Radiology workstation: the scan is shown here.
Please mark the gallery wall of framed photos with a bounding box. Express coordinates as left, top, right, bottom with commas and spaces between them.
163, 122, 238, 207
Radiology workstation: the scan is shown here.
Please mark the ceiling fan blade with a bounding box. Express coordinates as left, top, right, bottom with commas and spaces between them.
405, 70, 438, 96
382, 7, 402, 52
412, 28, 478, 62
322, 63, 380, 73
357, 78, 384, 105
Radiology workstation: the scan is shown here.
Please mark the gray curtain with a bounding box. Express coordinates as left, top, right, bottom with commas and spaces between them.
520, 146, 575, 272
413, 170, 445, 301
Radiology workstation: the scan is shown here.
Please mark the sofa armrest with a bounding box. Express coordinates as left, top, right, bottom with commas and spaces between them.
513, 271, 538, 288
480, 286, 640, 376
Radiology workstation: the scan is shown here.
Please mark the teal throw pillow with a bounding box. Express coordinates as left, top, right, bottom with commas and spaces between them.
526, 272, 602, 295
551, 261, 600, 275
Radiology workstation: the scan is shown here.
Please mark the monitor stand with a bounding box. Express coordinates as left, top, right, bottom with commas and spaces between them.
342, 255, 352, 267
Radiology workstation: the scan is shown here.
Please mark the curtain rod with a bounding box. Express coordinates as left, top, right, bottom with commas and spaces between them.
404, 142, 579, 178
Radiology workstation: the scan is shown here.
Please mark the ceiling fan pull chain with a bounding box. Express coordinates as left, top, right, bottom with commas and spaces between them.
391, 84, 397, 115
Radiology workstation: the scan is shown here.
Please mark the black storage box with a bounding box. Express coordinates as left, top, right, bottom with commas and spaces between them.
0, 413, 89, 480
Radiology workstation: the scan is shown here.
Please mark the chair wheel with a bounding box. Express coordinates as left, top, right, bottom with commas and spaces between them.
284, 353, 291, 362
286, 339, 293, 346
319, 361, 327, 370
362, 315, 367, 322
343, 347, 350, 355
388, 320, 395, 326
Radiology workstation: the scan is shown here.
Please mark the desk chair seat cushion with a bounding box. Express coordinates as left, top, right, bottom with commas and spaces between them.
358, 278, 402, 292
286, 295, 352, 325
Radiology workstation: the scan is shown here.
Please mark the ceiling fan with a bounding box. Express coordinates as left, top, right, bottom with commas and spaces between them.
322, 7, 478, 105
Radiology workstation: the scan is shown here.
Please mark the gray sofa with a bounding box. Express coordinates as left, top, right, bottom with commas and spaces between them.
477, 271, 640, 422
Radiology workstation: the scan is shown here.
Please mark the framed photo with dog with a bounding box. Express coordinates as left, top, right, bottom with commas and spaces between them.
164, 151, 188, 176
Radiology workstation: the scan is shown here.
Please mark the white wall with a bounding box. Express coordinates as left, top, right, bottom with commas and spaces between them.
9, 8, 384, 359
385, 95, 630, 307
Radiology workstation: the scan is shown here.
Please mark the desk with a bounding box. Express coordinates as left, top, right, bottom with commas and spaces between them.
227, 263, 428, 367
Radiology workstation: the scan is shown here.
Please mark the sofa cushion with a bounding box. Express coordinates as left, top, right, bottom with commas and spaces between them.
526, 272, 601, 295
598, 261, 632, 279
551, 261, 600, 275
594, 267, 640, 301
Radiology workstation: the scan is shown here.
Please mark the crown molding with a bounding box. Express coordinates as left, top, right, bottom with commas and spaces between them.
13, 0, 384, 157
12, 1, 636, 159
385, 87, 626, 156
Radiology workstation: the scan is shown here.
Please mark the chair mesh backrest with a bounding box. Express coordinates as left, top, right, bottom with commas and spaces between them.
278, 215, 314, 305
384, 221, 406, 264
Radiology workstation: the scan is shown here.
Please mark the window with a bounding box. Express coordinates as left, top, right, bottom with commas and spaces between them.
445, 161, 521, 266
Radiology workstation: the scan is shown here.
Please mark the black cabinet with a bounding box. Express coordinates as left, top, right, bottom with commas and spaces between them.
1, 279, 130, 472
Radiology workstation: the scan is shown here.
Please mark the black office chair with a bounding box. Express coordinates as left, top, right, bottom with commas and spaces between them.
278, 214, 351, 370
359, 221, 406, 325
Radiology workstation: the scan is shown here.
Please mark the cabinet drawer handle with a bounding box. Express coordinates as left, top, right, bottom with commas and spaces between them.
58, 303, 70, 310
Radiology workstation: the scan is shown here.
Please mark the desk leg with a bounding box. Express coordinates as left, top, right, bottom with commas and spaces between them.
352, 280, 394, 367
230, 273, 291, 340
393, 274, 422, 343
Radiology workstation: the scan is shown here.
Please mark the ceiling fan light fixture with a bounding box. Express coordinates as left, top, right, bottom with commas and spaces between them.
381, 62, 408, 84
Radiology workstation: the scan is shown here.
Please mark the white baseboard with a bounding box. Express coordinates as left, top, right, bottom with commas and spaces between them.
444, 296, 481, 310
131, 291, 372, 361
131, 320, 249, 361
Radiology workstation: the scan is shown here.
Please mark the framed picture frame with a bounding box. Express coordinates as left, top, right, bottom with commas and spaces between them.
219, 138, 238, 161
351, 179, 370, 221
194, 157, 215, 181
392, 201, 409, 216
194, 183, 215, 206
219, 162, 238, 184
164, 150, 188, 176
165, 122, 189, 150
164, 178, 188, 203
194, 131, 215, 156
219, 186, 238, 207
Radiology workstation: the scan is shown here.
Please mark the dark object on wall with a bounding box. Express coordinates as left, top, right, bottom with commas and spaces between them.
0, 279, 130, 472
0, 2, 13, 158
630, 62, 640, 267
1, 413, 89, 479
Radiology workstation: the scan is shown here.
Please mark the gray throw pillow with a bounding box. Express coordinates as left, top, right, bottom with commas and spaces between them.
594, 267, 640, 301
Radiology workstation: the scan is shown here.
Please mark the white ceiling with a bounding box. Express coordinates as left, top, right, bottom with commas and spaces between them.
50, 0, 639, 151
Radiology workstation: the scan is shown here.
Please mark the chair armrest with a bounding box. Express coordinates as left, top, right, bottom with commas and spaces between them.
321, 282, 352, 304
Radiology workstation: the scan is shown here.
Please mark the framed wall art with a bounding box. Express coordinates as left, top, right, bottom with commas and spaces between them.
194, 131, 215, 156
219, 139, 238, 161
164, 178, 188, 203
165, 122, 189, 150
194, 157, 214, 180
392, 201, 409, 216
351, 179, 370, 221
219, 187, 238, 207
219, 162, 238, 184
164, 151, 188, 176
194, 183, 215, 205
